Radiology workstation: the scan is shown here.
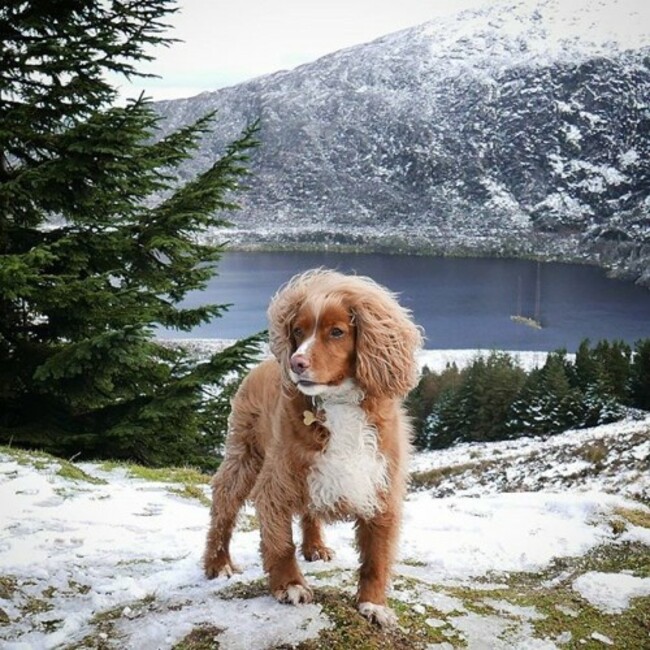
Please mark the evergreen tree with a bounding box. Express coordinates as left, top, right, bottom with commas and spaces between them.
506, 368, 547, 436
0, 0, 261, 468
425, 352, 525, 446
406, 363, 462, 449
630, 338, 650, 410
423, 389, 460, 449
541, 352, 573, 432
592, 340, 631, 403
449, 356, 487, 442
506, 352, 580, 436
480, 352, 527, 440
574, 339, 599, 391
580, 385, 624, 427
405, 365, 434, 448
456, 352, 526, 442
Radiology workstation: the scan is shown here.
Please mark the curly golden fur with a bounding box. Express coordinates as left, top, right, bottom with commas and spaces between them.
203, 269, 423, 626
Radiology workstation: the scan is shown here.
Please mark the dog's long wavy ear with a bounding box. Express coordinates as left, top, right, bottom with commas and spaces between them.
352, 283, 424, 400
267, 272, 309, 387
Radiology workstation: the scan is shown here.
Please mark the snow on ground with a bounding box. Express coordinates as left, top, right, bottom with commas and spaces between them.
0, 348, 649, 649
410, 414, 650, 502
573, 572, 650, 615
2, 462, 647, 650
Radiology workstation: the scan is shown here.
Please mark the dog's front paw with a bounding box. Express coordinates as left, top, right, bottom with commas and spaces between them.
204, 554, 241, 580
358, 602, 398, 627
274, 583, 313, 605
302, 544, 335, 562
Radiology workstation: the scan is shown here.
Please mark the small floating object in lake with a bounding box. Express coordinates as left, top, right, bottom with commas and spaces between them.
510, 314, 543, 330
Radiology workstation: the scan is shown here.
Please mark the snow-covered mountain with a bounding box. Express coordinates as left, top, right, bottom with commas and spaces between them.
154, 0, 650, 286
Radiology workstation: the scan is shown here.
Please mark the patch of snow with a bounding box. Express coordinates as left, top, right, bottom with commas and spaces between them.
483, 598, 546, 620
409, 411, 650, 502
401, 491, 620, 580
590, 631, 614, 646
573, 572, 650, 614
619, 149, 639, 168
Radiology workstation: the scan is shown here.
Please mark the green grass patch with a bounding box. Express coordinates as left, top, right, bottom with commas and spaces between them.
0, 446, 106, 484
577, 440, 609, 465
401, 558, 428, 568
410, 463, 477, 490
21, 596, 54, 616
99, 461, 210, 485
409, 459, 502, 490
217, 578, 268, 601
67, 594, 158, 649
0, 576, 18, 600
577, 541, 650, 578
168, 484, 211, 507
293, 587, 462, 650
67, 580, 91, 595
614, 506, 650, 530
172, 624, 225, 650
0, 446, 55, 468
56, 463, 106, 485
307, 568, 349, 581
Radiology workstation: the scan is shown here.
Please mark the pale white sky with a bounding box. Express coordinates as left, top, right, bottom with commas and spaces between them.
120, 0, 497, 100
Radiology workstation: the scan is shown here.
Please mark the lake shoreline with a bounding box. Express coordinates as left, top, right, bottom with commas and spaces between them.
213, 233, 650, 290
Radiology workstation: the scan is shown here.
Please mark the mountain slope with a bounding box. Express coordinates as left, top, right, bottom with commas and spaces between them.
154, 0, 650, 285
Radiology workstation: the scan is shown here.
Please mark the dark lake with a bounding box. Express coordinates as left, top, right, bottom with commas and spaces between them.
164, 251, 650, 351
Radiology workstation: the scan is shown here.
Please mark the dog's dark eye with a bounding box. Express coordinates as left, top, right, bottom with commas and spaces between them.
330, 327, 344, 339
292, 327, 304, 340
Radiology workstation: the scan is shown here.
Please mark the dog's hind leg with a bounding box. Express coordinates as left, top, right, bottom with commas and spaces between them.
300, 513, 334, 562
203, 434, 262, 579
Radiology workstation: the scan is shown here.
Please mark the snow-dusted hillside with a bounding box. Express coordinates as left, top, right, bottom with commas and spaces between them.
154, 0, 650, 286
1, 410, 649, 647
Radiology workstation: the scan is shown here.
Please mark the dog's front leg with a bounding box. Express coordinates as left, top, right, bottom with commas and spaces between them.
255, 488, 312, 605
355, 508, 401, 627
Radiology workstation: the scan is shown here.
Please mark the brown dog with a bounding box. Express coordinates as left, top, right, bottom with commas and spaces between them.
203, 269, 422, 626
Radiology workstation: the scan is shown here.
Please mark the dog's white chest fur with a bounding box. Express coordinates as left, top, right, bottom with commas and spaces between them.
307, 393, 388, 519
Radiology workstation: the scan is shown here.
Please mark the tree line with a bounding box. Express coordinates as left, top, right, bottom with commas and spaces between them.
406, 339, 650, 450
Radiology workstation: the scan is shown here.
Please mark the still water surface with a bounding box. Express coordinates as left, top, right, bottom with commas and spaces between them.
168, 251, 650, 351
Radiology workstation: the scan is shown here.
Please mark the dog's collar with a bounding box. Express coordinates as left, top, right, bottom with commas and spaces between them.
303, 396, 325, 427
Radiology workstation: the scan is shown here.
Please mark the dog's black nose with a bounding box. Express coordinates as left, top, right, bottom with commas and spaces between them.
290, 354, 310, 375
